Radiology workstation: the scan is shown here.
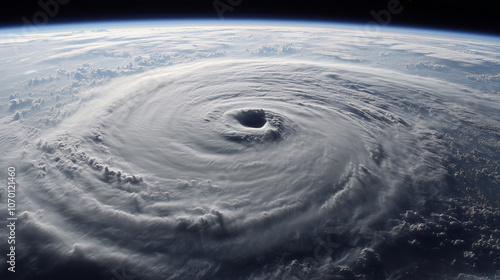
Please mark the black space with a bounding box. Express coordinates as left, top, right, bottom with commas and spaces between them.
2, 0, 499, 35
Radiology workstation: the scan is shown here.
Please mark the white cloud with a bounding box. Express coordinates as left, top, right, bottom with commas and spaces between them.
1, 23, 499, 280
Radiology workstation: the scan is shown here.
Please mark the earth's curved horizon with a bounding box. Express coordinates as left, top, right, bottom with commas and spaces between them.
1, 20, 499, 280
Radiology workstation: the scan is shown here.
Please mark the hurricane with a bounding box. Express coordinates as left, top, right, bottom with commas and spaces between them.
1, 23, 499, 280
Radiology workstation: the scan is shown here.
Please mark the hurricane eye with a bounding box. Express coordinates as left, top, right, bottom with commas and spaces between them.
234, 109, 267, 128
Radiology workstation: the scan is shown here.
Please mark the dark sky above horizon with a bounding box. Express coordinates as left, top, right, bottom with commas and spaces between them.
2, 0, 499, 36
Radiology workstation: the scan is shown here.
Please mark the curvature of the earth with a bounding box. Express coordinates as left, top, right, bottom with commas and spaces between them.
0, 20, 499, 280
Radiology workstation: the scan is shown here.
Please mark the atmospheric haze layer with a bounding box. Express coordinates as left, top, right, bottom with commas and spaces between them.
0, 21, 500, 280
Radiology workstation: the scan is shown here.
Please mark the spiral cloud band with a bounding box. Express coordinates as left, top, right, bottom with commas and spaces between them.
1, 23, 499, 279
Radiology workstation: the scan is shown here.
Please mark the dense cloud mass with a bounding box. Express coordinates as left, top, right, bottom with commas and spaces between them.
0, 22, 499, 279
